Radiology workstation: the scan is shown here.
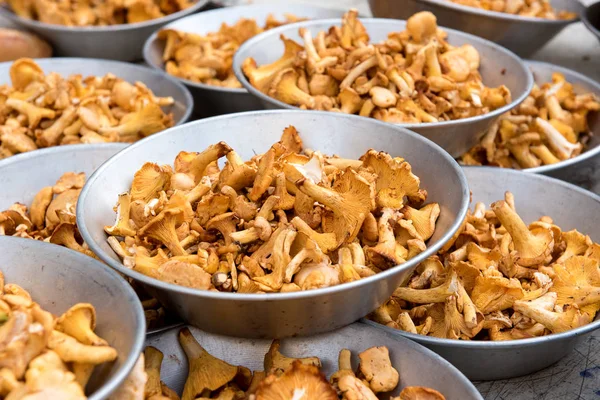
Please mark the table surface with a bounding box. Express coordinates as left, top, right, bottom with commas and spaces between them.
2, 0, 599, 398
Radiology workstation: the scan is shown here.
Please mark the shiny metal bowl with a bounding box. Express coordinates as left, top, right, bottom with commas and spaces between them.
0, 58, 194, 126
146, 323, 483, 399
364, 167, 600, 380
367, 0, 582, 57
0, 1, 208, 61
0, 236, 145, 399
582, 0, 600, 43
143, 4, 344, 118
233, 18, 533, 158
521, 61, 600, 193
77, 110, 469, 339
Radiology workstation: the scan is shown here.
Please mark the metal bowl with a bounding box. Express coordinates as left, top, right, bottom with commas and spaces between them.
143, 4, 344, 118
77, 110, 470, 339
146, 322, 483, 400
519, 61, 600, 193
364, 167, 600, 380
0, 58, 193, 126
367, 0, 582, 57
0, 236, 145, 399
233, 18, 533, 158
582, 1, 600, 43
0, 144, 126, 210
0, 1, 208, 61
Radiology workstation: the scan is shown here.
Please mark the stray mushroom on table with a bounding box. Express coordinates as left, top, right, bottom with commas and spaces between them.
158, 14, 308, 87
241, 9, 511, 124
3, 0, 197, 26
140, 328, 446, 399
0, 58, 176, 159
105, 125, 441, 293
460, 72, 600, 169
369, 191, 600, 341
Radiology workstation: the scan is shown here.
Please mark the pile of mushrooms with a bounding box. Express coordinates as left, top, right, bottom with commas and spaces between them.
0, 58, 175, 159
5, 0, 196, 26
461, 72, 600, 168
242, 10, 511, 124
0, 171, 168, 330
370, 192, 600, 340
0, 270, 118, 398
105, 126, 440, 293
137, 327, 445, 399
445, 0, 576, 19
159, 14, 306, 87
0, 171, 95, 257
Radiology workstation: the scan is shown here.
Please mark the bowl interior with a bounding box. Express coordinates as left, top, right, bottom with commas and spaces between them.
233, 18, 530, 108
465, 167, 600, 238
0, 58, 192, 124
525, 61, 600, 172
0, 236, 144, 399
144, 4, 344, 86
0, 144, 126, 210
78, 110, 468, 292
146, 323, 483, 399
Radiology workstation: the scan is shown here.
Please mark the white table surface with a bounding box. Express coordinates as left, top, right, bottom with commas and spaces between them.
1, 1, 599, 398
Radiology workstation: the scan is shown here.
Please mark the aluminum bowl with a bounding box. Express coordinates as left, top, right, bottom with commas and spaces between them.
0, 58, 193, 126
0, 236, 145, 399
367, 0, 582, 57
145, 322, 483, 400
143, 4, 344, 118
0, 1, 208, 61
518, 61, 600, 193
0, 144, 126, 210
233, 18, 533, 158
364, 167, 600, 380
582, 1, 600, 43
77, 110, 470, 339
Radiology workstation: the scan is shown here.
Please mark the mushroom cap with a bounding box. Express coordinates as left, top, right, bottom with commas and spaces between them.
255, 361, 337, 400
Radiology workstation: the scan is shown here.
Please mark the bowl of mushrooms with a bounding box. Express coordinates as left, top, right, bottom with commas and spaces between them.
141, 323, 483, 399
143, 4, 344, 118
76, 110, 470, 338
460, 60, 600, 193
364, 167, 600, 380
0, 235, 145, 399
0, 0, 209, 61
233, 10, 533, 158
0, 58, 193, 159
0, 143, 176, 332
367, 0, 581, 57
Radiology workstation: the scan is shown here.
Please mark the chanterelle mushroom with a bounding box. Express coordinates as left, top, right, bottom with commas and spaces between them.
358, 346, 399, 393
106, 126, 440, 294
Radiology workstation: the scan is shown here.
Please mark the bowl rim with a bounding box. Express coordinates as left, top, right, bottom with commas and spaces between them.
142, 3, 346, 95
581, 1, 600, 39
521, 60, 600, 175
412, 0, 579, 24
77, 109, 471, 302
0, 236, 146, 400
363, 165, 600, 348
232, 17, 535, 131
0, 0, 209, 32
0, 142, 129, 169
0, 57, 194, 126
